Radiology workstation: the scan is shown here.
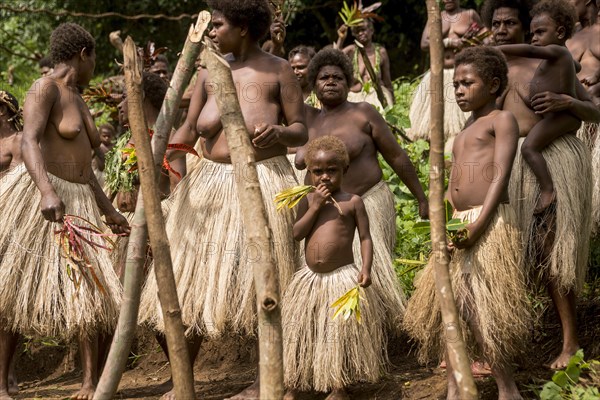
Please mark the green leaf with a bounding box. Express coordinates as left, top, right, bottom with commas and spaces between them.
412, 221, 431, 235
565, 363, 581, 384
446, 219, 468, 231
552, 370, 569, 388
539, 381, 563, 400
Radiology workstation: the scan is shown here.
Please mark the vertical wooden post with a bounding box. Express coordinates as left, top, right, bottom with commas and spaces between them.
424, 0, 478, 398
123, 37, 195, 399
202, 41, 284, 399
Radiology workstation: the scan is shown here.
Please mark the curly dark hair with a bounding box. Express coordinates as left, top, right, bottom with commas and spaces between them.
531, 0, 577, 39
481, 0, 535, 33
455, 46, 509, 97
206, 0, 271, 41
142, 72, 168, 111
50, 23, 95, 64
307, 48, 354, 89
305, 135, 350, 168
38, 56, 54, 68
288, 45, 316, 62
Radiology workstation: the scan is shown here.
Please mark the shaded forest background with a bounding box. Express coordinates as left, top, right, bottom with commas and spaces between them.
1, 0, 484, 94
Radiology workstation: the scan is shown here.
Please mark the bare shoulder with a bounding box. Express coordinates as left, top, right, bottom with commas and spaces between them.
305, 104, 320, 123
27, 77, 59, 101
342, 44, 356, 56
492, 110, 518, 134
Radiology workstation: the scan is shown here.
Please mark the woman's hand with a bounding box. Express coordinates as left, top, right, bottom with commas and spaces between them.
40, 191, 65, 222
531, 92, 571, 114
105, 210, 131, 235
357, 269, 372, 288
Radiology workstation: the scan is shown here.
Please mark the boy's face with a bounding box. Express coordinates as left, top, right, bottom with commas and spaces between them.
453, 64, 497, 112
100, 127, 114, 145
307, 150, 345, 192
531, 13, 564, 46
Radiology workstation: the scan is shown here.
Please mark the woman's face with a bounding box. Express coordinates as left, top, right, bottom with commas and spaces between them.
209, 11, 241, 54
315, 65, 349, 105
78, 48, 96, 86
491, 7, 526, 45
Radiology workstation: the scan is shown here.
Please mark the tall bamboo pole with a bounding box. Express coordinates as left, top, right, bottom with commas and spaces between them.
94, 14, 210, 398
424, 0, 478, 398
122, 37, 195, 399
202, 41, 284, 399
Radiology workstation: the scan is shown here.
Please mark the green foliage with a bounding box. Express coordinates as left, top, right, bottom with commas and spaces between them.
538, 350, 600, 400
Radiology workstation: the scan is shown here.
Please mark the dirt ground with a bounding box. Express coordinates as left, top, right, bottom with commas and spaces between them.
11, 300, 600, 399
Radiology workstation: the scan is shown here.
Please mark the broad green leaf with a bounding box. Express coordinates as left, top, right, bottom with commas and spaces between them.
552, 370, 569, 388
446, 219, 467, 231
539, 381, 563, 400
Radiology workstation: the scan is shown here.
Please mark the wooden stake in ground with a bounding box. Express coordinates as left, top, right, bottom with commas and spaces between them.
127, 36, 195, 398
424, 0, 478, 398
202, 40, 284, 399
354, 39, 388, 109
94, 14, 210, 399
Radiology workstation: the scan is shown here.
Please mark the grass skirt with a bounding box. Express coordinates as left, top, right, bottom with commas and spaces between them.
282, 264, 387, 392
509, 135, 591, 294
408, 69, 470, 142
0, 164, 122, 338
576, 121, 598, 150
286, 153, 307, 185
352, 181, 405, 330
140, 156, 300, 337
403, 205, 530, 368
589, 125, 600, 234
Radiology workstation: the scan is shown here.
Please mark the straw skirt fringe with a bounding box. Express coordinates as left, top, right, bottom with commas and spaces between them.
140, 156, 300, 336
576, 121, 598, 150
352, 181, 405, 330
283, 264, 387, 392
403, 205, 530, 368
286, 153, 307, 185
0, 164, 122, 338
589, 125, 600, 234
408, 69, 470, 142
509, 135, 591, 294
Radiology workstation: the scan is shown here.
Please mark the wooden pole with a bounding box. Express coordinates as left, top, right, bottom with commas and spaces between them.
354, 40, 388, 108
123, 37, 195, 399
152, 11, 210, 164
94, 14, 210, 398
94, 194, 148, 399
202, 40, 284, 399
424, 0, 478, 398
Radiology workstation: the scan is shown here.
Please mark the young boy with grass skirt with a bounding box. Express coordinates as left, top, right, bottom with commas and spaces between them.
404, 47, 530, 399
283, 136, 388, 400
0, 91, 23, 178
0, 23, 129, 399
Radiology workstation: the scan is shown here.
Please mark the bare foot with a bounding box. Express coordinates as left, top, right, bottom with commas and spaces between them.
226, 380, 260, 400
8, 369, 18, 396
325, 388, 350, 400
471, 360, 492, 377
498, 387, 523, 400
550, 347, 579, 370
534, 190, 556, 215
0, 389, 14, 400
70, 383, 96, 400
160, 389, 176, 400
283, 389, 298, 400
446, 381, 460, 400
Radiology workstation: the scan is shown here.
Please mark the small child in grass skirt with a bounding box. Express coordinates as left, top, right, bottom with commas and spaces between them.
0, 164, 122, 338
139, 155, 299, 337
404, 47, 530, 398
283, 136, 388, 399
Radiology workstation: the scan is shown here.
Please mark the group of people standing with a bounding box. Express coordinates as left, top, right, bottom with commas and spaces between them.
0, 0, 599, 399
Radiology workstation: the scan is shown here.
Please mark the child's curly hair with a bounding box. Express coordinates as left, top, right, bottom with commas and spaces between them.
50, 23, 95, 64
305, 135, 350, 168
531, 0, 577, 39
142, 72, 168, 111
206, 0, 271, 41
455, 47, 509, 97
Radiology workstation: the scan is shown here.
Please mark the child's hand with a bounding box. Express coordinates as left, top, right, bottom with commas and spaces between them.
311, 183, 331, 208
451, 221, 483, 249
357, 269, 372, 288
581, 74, 599, 87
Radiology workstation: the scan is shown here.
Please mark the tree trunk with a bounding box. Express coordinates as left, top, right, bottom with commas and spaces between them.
94, 195, 148, 399
123, 37, 195, 399
202, 41, 284, 399
94, 14, 210, 398
354, 40, 388, 108
424, 0, 478, 398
